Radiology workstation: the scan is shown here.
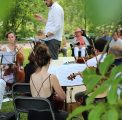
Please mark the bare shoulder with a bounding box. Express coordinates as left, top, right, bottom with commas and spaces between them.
50, 74, 57, 80
50, 74, 58, 82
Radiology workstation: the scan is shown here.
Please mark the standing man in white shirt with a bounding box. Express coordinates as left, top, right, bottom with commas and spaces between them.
34, 0, 64, 60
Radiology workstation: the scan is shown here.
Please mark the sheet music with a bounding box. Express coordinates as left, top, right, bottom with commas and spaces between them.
0, 51, 15, 64
48, 63, 87, 86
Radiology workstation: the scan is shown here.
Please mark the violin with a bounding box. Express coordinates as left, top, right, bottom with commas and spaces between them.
67, 66, 96, 81
67, 72, 82, 81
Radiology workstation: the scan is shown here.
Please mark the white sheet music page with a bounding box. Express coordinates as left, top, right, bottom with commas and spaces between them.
48, 63, 87, 86
1, 52, 15, 64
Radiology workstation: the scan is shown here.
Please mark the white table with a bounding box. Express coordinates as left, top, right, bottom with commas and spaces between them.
48, 57, 87, 86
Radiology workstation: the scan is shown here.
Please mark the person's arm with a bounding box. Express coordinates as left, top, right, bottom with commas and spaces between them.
51, 74, 66, 100
34, 14, 47, 24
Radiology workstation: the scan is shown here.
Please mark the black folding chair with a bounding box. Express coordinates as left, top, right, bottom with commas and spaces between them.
12, 83, 55, 120
14, 96, 55, 120
12, 83, 31, 99
12, 83, 31, 120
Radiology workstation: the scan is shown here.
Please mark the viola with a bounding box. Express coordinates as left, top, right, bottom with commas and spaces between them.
67, 72, 82, 81
67, 66, 96, 81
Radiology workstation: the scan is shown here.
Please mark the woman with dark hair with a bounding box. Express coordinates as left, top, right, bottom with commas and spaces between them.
30, 44, 68, 120
24, 51, 37, 83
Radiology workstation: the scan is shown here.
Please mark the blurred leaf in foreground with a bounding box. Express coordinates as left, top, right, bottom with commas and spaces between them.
0, 0, 13, 19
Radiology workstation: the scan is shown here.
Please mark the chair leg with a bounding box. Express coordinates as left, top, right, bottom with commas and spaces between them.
16, 113, 20, 120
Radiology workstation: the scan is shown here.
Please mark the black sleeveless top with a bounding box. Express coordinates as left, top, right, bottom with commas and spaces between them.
31, 74, 57, 111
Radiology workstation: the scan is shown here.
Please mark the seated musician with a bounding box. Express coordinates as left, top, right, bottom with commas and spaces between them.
30, 44, 68, 120
1, 31, 24, 87
86, 39, 108, 67
0, 31, 24, 109
72, 28, 90, 60
24, 49, 37, 83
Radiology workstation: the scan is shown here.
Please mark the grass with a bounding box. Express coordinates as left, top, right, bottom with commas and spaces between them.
23, 48, 31, 66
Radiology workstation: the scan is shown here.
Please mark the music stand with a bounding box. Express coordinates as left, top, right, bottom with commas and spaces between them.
1, 52, 15, 65
0, 51, 15, 79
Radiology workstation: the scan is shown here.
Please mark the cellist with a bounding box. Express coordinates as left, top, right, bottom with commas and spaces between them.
1, 31, 24, 86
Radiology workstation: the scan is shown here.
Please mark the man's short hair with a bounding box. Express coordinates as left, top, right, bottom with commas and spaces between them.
94, 39, 108, 52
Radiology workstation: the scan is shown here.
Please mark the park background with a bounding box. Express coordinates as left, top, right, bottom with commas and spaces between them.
1, 0, 122, 120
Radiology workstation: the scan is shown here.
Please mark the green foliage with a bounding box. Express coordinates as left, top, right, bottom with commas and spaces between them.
88, 103, 106, 120
86, 0, 122, 25
0, 0, 47, 39
67, 105, 94, 120
99, 55, 115, 76
0, 1, 12, 19
67, 54, 122, 120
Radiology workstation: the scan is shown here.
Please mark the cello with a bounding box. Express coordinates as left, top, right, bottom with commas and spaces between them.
14, 51, 25, 83
4, 48, 25, 83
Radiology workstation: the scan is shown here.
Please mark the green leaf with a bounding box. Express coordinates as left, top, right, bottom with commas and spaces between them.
67, 105, 94, 120
0, 1, 13, 19
107, 81, 118, 104
82, 67, 96, 77
99, 54, 115, 76
88, 103, 106, 120
109, 64, 122, 80
86, 80, 110, 105
107, 107, 118, 120
85, 75, 102, 93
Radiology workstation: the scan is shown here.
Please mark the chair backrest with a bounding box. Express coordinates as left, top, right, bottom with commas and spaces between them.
14, 96, 55, 120
12, 83, 31, 99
